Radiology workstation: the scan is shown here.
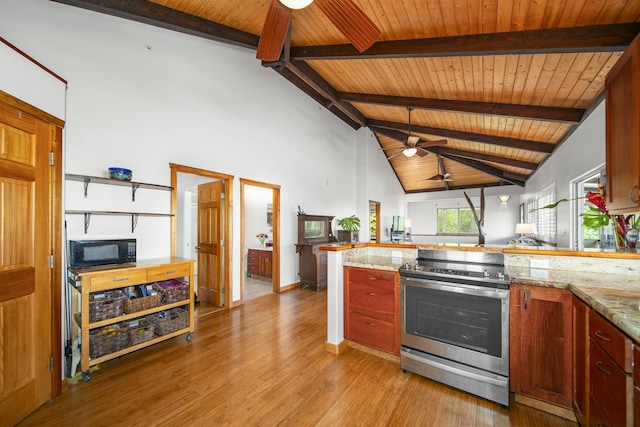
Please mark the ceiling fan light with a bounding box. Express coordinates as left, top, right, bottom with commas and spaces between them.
279, 0, 314, 9
403, 148, 417, 157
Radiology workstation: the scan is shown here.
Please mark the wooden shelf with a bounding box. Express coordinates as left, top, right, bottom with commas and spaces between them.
73, 299, 190, 330
66, 173, 172, 200
65, 210, 172, 233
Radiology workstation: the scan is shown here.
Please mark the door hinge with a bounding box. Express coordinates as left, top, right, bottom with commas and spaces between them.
220, 239, 224, 247
49, 152, 55, 166
49, 254, 54, 269
49, 356, 54, 372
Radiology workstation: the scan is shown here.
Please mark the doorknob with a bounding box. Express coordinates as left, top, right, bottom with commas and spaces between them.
195, 246, 201, 250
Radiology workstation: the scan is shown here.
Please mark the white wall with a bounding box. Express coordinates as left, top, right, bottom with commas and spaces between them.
406, 186, 523, 245
0, 0, 406, 302
523, 101, 606, 248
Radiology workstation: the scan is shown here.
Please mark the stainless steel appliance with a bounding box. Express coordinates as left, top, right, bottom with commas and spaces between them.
68, 239, 136, 268
400, 249, 510, 406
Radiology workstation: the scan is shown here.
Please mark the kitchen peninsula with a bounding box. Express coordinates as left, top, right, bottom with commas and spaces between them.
322, 243, 640, 420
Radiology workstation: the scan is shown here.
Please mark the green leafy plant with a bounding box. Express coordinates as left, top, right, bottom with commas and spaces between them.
338, 215, 361, 232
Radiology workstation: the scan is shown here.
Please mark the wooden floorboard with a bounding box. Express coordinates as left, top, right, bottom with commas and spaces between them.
19, 289, 578, 426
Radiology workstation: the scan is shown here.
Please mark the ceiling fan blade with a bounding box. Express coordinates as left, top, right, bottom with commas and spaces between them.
387, 150, 403, 160
315, 0, 382, 52
417, 139, 448, 148
256, 0, 292, 61
416, 147, 430, 157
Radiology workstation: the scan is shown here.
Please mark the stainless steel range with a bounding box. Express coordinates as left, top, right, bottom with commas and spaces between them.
400, 249, 510, 406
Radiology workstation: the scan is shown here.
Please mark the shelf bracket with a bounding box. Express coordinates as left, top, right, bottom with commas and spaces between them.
83, 213, 91, 234
131, 213, 139, 233
83, 178, 91, 198
131, 184, 140, 202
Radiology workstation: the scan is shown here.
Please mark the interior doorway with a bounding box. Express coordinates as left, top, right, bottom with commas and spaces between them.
170, 163, 233, 309
240, 178, 281, 304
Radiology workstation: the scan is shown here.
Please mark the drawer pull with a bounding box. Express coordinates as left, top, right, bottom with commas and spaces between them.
368, 276, 377, 281
595, 361, 612, 376
367, 292, 377, 296
112, 277, 129, 282
163, 270, 177, 275
365, 321, 376, 327
594, 330, 611, 342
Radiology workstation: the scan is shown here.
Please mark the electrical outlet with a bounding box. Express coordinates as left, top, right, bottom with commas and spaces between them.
530, 258, 549, 269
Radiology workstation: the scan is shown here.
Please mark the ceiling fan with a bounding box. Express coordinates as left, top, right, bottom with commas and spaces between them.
256, 0, 382, 62
386, 107, 447, 160
428, 157, 454, 182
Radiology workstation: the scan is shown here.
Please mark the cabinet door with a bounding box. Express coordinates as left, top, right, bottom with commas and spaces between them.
260, 251, 272, 278
572, 296, 589, 425
606, 33, 640, 213
519, 286, 573, 408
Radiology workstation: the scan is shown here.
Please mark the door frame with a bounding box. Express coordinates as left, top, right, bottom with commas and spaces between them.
170, 163, 233, 309
240, 178, 281, 303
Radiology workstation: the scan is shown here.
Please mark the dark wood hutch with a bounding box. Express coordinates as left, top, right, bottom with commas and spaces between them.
295, 214, 337, 291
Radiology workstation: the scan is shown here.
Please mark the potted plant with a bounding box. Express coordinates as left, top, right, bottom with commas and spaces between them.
337, 215, 361, 243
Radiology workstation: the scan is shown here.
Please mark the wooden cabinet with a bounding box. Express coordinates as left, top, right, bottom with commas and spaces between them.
605, 33, 640, 214
344, 267, 400, 355
589, 309, 633, 427
247, 248, 272, 279
510, 284, 573, 409
68, 257, 194, 381
572, 296, 589, 425
634, 347, 640, 427
295, 214, 336, 291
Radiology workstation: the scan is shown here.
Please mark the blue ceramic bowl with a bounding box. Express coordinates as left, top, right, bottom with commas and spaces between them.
108, 167, 132, 181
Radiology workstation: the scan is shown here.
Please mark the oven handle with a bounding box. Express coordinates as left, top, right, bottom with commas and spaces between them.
401, 277, 509, 299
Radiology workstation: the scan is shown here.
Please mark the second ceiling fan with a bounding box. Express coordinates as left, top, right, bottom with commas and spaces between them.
256, 0, 382, 61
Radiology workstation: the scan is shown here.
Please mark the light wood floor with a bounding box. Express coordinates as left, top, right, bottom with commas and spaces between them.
20, 289, 578, 426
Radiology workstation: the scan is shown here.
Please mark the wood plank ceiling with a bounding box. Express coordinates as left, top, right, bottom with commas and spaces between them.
51, 0, 640, 193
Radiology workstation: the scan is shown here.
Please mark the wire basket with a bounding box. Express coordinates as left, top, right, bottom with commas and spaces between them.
123, 285, 162, 314
89, 323, 130, 358
155, 279, 189, 304
127, 318, 155, 346
147, 307, 188, 335
89, 290, 124, 322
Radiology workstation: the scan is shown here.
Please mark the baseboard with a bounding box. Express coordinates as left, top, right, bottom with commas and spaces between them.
280, 282, 300, 292
514, 393, 577, 421
345, 340, 401, 364
325, 340, 349, 355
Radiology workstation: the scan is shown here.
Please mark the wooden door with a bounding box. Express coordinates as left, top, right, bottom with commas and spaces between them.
197, 180, 223, 306
0, 102, 53, 424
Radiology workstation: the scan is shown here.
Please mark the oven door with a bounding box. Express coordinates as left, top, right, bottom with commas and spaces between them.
401, 276, 509, 376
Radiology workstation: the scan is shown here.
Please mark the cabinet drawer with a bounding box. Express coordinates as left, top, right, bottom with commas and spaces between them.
590, 395, 614, 427
346, 312, 396, 354
590, 339, 633, 427
589, 310, 633, 372
89, 269, 148, 291
248, 250, 259, 263
348, 282, 395, 320
347, 268, 396, 289
147, 263, 190, 282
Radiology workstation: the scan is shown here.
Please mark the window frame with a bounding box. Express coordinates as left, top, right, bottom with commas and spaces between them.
436, 207, 480, 235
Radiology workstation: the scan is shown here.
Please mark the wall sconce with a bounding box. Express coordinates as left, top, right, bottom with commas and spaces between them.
498, 195, 511, 203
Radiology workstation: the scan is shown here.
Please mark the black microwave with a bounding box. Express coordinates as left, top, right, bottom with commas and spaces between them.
68, 239, 136, 268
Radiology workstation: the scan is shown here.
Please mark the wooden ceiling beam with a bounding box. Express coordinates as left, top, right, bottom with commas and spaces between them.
406, 181, 510, 194
292, 23, 640, 60
348, 93, 583, 123
50, 0, 259, 49
369, 121, 555, 154
427, 147, 527, 187
286, 60, 367, 127
435, 147, 538, 171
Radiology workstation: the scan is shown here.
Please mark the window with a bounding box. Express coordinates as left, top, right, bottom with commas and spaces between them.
437, 208, 479, 234
572, 166, 606, 250
524, 183, 557, 243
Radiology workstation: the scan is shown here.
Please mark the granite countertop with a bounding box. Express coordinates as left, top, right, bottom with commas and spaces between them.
509, 266, 640, 344
343, 255, 415, 272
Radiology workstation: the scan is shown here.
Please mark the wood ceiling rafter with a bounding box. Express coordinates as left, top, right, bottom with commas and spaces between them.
51, 0, 259, 49
343, 93, 584, 123
369, 121, 555, 154
291, 23, 640, 60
